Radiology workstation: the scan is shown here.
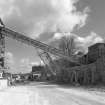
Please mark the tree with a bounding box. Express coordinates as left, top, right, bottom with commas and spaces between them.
53, 35, 78, 82
59, 35, 76, 56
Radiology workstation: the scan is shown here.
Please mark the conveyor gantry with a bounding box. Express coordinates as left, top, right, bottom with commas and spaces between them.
0, 26, 78, 63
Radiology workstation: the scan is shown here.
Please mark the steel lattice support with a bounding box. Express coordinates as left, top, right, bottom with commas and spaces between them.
0, 28, 5, 70
36, 49, 57, 75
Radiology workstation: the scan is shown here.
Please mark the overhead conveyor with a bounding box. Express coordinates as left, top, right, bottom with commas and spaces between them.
0, 19, 79, 75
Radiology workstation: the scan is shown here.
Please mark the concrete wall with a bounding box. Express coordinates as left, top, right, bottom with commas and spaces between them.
95, 56, 105, 83
0, 79, 9, 89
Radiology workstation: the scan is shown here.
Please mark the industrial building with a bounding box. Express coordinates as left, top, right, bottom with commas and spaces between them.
66, 43, 105, 84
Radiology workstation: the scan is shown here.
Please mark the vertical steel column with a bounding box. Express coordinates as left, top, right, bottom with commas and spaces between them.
0, 27, 5, 70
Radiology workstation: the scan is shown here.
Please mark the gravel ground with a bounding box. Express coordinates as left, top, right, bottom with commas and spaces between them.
0, 82, 105, 105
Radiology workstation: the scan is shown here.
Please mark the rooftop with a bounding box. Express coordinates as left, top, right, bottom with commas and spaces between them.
88, 43, 105, 50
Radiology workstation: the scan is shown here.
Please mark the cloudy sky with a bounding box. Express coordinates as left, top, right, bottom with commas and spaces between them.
0, 0, 105, 73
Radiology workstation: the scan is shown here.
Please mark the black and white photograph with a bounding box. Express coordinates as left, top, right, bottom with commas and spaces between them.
0, 0, 105, 105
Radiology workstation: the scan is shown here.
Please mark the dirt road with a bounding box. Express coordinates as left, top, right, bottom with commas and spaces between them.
0, 82, 105, 105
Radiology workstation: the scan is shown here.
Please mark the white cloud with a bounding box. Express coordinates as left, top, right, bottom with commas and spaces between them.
74, 32, 104, 53
30, 62, 40, 66
30, 61, 44, 66
20, 58, 30, 64
19, 58, 43, 73
5, 52, 14, 66
0, 0, 90, 72
49, 32, 104, 54
5, 52, 15, 73
0, 0, 14, 18
19, 58, 31, 73
75, 32, 104, 46
0, 0, 89, 38
53, 32, 76, 39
